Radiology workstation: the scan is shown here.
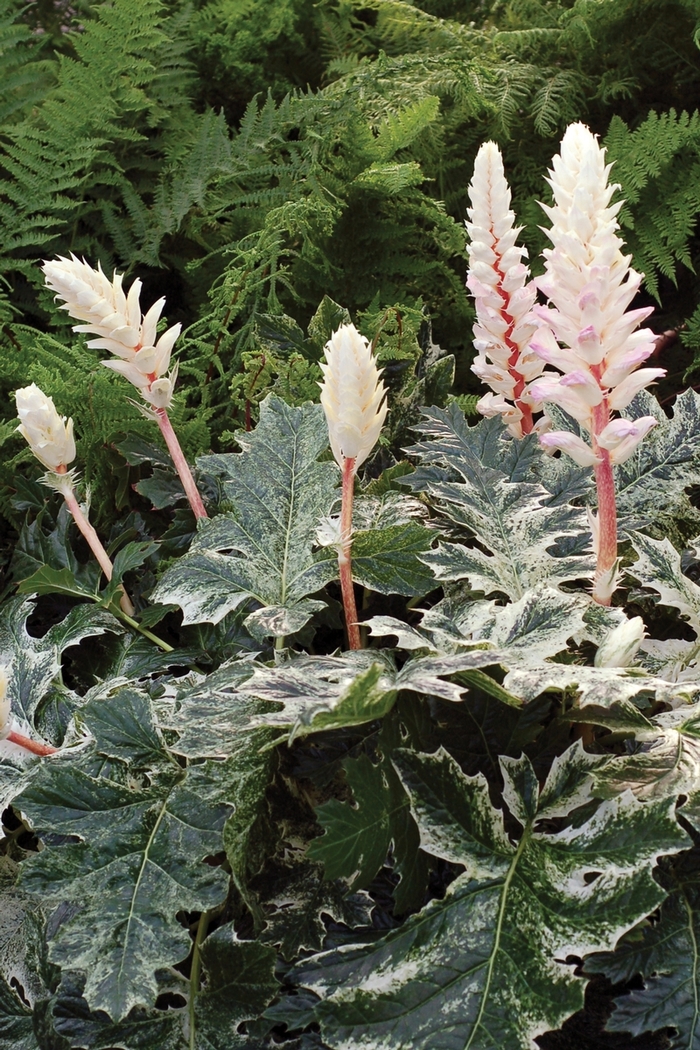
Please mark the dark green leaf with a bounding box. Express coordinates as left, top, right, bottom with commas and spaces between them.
586, 854, 700, 1048
261, 859, 373, 960
194, 924, 278, 1050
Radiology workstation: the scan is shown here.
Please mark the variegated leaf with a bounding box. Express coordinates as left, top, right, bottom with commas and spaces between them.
594, 701, 700, 828
406, 406, 594, 599
368, 586, 595, 663
616, 389, 700, 536
286, 745, 688, 1050
15, 688, 232, 1021
586, 854, 700, 1049
151, 397, 338, 638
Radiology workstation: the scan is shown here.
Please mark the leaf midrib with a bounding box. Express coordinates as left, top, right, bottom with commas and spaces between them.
465, 824, 532, 1050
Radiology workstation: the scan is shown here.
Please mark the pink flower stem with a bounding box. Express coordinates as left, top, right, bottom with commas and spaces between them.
155, 408, 208, 520
591, 398, 618, 606
6, 730, 57, 756
339, 457, 362, 651
61, 481, 135, 617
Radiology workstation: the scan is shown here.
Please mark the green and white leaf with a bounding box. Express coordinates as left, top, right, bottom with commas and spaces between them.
594, 700, 700, 827
194, 924, 278, 1050
616, 389, 700, 537
15, 689, 232, 1021
586, 855, 700, 1048
628, 531, 700, 680
288, 746, 688, 1050
261, 858, 373, 960
50, 971, 185, 1050
368, 586, 598, 663
407, 406, 594, 599
0, 597, 121, 731
247, 654, 399, 740
151, 397, 338, 638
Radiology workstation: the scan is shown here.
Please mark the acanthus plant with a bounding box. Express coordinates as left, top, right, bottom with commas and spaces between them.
2, 123, 700, 1050
468, 124, 664, 605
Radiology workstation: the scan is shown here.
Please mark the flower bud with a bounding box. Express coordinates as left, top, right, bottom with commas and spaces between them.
319, 324, 388, 470
16, 384, 76, 472
594, 616, 645, 668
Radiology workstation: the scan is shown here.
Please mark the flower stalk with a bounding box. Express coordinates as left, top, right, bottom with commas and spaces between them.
525, 123, 665, 604
339, 456, 361, 651
154, 407, 208, 520
319, 324, 388, 650
15, 385, 135, 615
42, 255, 208, 520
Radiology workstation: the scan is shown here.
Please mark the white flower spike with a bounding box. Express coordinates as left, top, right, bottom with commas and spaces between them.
15, 383, 76, 475
466, 141, 546, 437
319, 323, 388, 471
42, 255, 207, 519
594, 616, 645, 668
527, 122, 665, 604
42, 255, 180, 411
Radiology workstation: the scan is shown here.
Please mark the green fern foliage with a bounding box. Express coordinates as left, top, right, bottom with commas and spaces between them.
604, 110, 700, 301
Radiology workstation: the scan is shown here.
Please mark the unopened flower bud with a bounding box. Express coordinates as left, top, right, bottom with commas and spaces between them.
319, 323, 388, 470
594, 616, 645, 668
16, 384, 76, 472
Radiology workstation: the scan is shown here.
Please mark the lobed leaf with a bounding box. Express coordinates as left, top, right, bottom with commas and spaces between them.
406, 407, 594, 600
15, 689, 232, 1021
287, 745, 688, 1050
151, 396, 338, 638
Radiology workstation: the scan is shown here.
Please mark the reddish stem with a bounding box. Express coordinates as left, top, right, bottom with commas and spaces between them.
61, 483, 135, 616
155, 408, 208, 519
591, 396, 618, 606
7, 730, 57, 756
339, 457, 361, 650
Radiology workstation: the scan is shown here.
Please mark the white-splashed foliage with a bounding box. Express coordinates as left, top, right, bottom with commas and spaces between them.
152, 396, 339, 639
284, 746, 688, 1050
3, 373, 700, 1046
406, 406, 594, 599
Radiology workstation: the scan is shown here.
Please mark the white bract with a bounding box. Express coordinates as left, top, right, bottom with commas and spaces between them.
594, 616, 645, 668
466, 141, 545, 438
42, 255, 181, 410
319, 323, 388, 470
16, 384, 76, 472
528, 122, 664, 466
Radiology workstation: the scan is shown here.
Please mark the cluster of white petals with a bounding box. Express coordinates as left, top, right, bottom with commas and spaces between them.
594, 615, 645, 668
319, 323, 388, 470
16, 384, 76, 473
528, 123, 664, 466
42, 255, 180, 410
466, 142, 546, 438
